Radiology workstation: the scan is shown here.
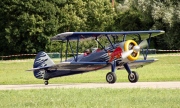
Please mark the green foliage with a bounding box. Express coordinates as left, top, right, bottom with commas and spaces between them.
85, 0, 115, 31
0, 0, 117, 55
0, 0, 62, 54
128, 0, 180, 49
58, 0, 87, 32
114, 11, 143, 31
0, 0, 179, 55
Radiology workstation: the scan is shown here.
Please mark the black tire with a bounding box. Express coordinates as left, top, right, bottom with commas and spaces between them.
128, 71, 139, 83
106, 72, 117, 84
44, 80, 49, 85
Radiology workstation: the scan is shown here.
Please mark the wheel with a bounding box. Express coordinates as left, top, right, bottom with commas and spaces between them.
44, 80, 49, 85
106, 72, 117, 84
128, 71, 139, 83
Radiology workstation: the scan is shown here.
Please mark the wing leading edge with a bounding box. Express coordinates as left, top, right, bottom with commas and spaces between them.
51, 30, 165, 41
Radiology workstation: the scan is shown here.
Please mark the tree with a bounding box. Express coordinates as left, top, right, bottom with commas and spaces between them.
0, 0, 62, 55
85, 0, 116, 31
55, 0, 116, 52
118, 0, 180, 49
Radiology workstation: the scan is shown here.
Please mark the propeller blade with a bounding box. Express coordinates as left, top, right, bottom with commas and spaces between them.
121, 39, 148, 59
121, 50, 133, 59
139, 39, 148, 48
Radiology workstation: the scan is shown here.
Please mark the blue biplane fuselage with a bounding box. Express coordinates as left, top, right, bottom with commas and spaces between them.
29, 30, 165, 85
33, 44, 115, 80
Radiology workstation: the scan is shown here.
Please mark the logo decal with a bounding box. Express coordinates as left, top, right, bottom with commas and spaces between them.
108, 47, 122, 62
35, 70, 45, 79
34, 52, 49, 68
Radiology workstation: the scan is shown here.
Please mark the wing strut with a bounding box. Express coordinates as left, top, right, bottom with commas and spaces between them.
75, 37, 80, 62
123, 34, 126, 41
105, 35, 115, 49
137, 34, 142, 43
60, 41, 64, 62
141, 33, 152, 60
65, 39, 69, 61
95, 36, 107, 52
68, 38, 76, 61
66, 36, 80, 62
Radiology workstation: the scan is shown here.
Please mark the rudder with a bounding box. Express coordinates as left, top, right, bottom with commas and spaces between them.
33, 51, 55, 79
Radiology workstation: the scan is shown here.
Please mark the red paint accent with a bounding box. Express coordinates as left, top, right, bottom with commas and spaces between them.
108, 47, 122, 62
96, 48, 101, 52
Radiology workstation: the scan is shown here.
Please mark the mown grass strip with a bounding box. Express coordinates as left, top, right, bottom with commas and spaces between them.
0, 55, 179, 85
0, 88, 180, 108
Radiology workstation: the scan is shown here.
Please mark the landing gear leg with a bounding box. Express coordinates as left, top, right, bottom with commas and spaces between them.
124, 63, 139, 83
43, 70, 49, 85
106, 61, 117, 84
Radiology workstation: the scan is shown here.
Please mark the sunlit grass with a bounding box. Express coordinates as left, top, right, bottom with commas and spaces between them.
0, 55, 180, 108
0, 55, 179, 85
0, 88, 180, 108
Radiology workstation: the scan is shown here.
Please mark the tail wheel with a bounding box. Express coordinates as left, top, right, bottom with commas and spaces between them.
44, 80, 49, 85
128, 71, 139, 83
106, 72, 117, 84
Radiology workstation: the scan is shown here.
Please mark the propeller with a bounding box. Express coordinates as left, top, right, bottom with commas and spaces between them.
133, 39, 149, 52
139, 39, 148, 48
121, 50, 133, 59
121, 39, 149, 59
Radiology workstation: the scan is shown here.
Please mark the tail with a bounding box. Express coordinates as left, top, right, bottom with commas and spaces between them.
33, 51, 55, 79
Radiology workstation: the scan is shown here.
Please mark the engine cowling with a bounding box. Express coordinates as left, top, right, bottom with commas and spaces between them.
124, 40, 140, 61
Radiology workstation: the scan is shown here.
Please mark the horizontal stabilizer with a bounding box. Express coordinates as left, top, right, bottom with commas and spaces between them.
26, 65, 54, 71
26, 68, 40, 71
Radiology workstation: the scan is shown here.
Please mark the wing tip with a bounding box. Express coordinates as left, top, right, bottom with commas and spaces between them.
160, 30, 165, 33
154, 59, 159, 61
26, 68, 40, 71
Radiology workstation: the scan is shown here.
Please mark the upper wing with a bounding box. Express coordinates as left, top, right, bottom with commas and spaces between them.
117, 59, 158, 70
51, 30, 165, 41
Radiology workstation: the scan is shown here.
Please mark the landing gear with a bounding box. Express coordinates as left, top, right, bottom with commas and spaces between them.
128, 71, 139, 83
43, 70, 49, 85
106, 72, 117, 84
124, 63, 139, 83
44, 80, 49, 85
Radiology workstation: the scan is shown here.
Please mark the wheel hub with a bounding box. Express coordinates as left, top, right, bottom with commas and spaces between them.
107, 74, 113, 82
129, 73, 135, 81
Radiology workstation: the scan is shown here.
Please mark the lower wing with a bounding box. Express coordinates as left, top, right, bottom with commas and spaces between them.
117, 59, 158, 70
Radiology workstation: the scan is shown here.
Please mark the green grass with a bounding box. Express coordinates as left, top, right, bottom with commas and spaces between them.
0, 88, 180, 108
0, 55, 180, 85
0, 55, 180, 108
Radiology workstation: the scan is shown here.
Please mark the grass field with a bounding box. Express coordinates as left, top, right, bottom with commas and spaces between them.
0, 88, 180, 108
0, 55, 180, 85
0, 55, 180, 108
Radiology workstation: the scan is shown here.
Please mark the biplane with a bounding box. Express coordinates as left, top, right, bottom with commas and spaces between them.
28, 30, 165, 85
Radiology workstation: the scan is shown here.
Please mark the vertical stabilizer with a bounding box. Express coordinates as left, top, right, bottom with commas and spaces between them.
33, 51, 55, 79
